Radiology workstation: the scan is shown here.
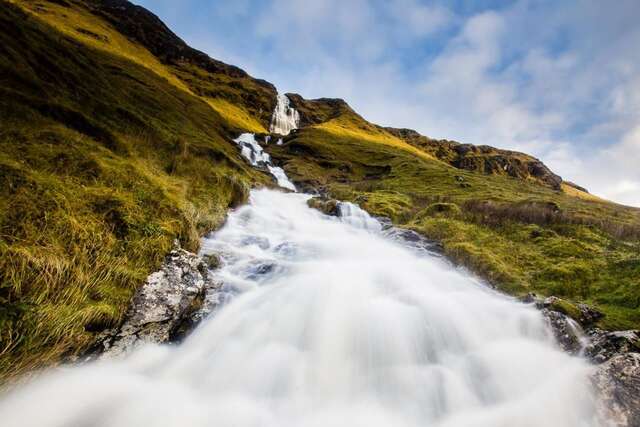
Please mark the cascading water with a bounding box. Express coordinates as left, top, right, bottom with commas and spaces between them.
0, 187, 602, 427
0, 93, 605, 426
270, 93, 300, 135
233, 133, 296, 191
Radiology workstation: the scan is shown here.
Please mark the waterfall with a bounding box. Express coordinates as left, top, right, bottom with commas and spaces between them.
337, 201, 383, 232
270, 94, 300, 136
0, 188, 600, 427
233, 133, 296, 191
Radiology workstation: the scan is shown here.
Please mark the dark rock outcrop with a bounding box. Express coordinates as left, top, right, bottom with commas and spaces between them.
385, 127, 564, 190
586, 329, 640, 364
535, 296, 603, 328
529, 295, 640, 425
89, 248, 222, 357
541, 308, 584, 354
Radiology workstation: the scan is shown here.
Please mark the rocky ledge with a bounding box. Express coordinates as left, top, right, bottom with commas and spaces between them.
525, 294, 640, 426
87, 247, 222, 358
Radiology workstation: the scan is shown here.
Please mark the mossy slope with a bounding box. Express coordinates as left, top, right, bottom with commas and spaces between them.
0, 0, 274, 381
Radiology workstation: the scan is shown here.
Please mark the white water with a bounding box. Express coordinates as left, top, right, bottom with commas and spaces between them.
0, 188, 600, 427
233, 133, 296, 191
270, 93, 300, 135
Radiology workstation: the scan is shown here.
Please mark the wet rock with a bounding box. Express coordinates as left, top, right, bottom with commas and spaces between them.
246, 261, 281, 281
540, 308, 584, 354
585, 329, 640, 364
520, 292, 543, 304
591, 353, 640, 427
375, 216, 393, 231
90, 249, 222, 357
241, 236, 270, 249
536, 296, 603, 327
307, 197, 339, 216
383, 227, 443, 255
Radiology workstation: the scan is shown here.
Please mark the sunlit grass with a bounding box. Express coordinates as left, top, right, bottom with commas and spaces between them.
0, 3, 270, 382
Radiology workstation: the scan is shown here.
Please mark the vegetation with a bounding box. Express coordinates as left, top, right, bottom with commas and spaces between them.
0, 0, 274, 381
269, 109, 640, 330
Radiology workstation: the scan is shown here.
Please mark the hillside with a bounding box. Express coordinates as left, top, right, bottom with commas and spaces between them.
0, 0, 277, 380
1, 0, 639, 383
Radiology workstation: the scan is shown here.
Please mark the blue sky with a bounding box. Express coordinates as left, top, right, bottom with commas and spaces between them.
136, 0, 640, 206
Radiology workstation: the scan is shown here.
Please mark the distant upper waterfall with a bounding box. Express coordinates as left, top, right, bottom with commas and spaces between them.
270, 94, 300, 135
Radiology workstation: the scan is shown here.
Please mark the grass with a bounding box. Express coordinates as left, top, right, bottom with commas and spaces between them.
204, 98, 267, 134
268, 109, 640, 331
0, 1, 273, 382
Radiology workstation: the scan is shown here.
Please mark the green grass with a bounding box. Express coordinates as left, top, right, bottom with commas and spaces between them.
269, 110, 640, 330
0, 1, 272, 381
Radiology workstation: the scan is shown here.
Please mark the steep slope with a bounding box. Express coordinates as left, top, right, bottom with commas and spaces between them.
267, 99, 640, 331
0, 0, 276, 381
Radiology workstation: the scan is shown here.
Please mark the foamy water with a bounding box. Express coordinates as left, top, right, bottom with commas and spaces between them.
0, 189, 600, 427
270, 93, 299, 136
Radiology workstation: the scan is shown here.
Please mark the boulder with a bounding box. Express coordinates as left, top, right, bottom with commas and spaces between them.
89, 248, 222, 357
536, 296, 603, 328
307, 197, 339, 216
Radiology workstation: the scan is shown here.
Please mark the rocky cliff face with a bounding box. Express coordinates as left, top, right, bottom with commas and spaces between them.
385, 127, 563, 190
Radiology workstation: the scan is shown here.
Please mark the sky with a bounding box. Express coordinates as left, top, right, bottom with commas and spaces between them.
136, 0, 640, 207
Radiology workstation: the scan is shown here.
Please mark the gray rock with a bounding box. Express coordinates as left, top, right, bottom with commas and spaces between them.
374, 216, 393, 230
578, 303, 604, 326
382, 227, 443, 256
540, 308, 584, 354
586, 329, 640, 364
591, 353, 640, 427
91, 248, 222, 357
520, 292, 542, 305
535, 296, 603, 328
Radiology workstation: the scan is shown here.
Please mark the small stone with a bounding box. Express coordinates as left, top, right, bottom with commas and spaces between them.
202, 253, 221, 270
